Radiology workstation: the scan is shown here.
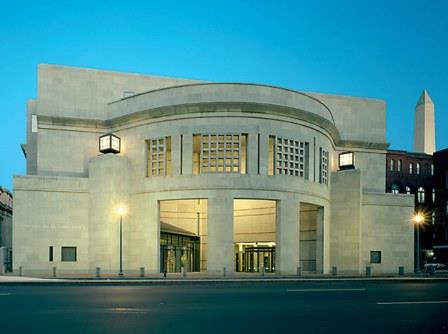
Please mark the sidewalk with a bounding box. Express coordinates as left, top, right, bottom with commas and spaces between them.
1, 271, 448, 285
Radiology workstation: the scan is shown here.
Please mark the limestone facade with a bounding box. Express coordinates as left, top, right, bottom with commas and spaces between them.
13, 64, 414, 275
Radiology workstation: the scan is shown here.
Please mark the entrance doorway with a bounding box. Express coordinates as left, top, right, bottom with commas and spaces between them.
159, 199, 207, 273
299, 203, 323, 273
235, 243, 275, 272
233, 199, 277, 273
160, 233, 200, 273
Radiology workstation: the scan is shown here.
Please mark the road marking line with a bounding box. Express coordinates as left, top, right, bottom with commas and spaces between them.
377, 301, 448, 305
0, 293, 11, 296
287, 288, 366, 292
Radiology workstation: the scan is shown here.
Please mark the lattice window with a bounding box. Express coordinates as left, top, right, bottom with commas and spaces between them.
274, 137, 306, 177
199, 134, 246, 173
319, 148, 329, 185
148, 136, 171, 176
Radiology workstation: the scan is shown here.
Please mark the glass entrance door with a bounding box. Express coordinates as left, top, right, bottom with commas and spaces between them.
160, 232, 200, 273
235, 243, 275, 273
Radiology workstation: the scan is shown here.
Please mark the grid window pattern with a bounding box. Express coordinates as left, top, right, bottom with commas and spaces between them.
200, 134, 241, 173
274, 137, 306, 177
148, 137, 171, 176
320, 148, 329, 185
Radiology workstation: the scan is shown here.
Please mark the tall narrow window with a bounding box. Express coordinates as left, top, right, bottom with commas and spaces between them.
405, 186, 411, 195
416, 162, 421, 175
391, 184, 399, 194
147, 136, 171, 176
49, 246, 53, 262
268, 136, 275, 176
409, 163, 414, 174
390, 159, 394, 171
417, 187, 425, 204
319, 148, 329, 185
432, 188, 436, 203
431, 164, 435, 176
304, 143, 310, 180
397, 160, 402, 172
432, 212, 435, 225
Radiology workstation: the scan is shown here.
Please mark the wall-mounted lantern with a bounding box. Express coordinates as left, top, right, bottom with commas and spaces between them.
99, 133, 121, 154
338, 151, 355, 170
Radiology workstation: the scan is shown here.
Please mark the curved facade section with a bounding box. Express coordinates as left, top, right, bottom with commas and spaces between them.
13, 65, 414, 277
108, 83, 336, 125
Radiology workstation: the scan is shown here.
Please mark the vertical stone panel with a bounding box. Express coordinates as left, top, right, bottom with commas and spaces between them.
207, 195, 233, 274
276, 196, 300, 274
182, 133, 193, 175
88, 154, 130, 273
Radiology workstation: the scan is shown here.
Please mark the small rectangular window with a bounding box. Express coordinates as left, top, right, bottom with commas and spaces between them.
61, 247, 77, 262
370, 251, 381, 264
49, 246, 53, 262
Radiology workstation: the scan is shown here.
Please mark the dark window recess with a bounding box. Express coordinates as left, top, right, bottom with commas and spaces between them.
61, 247, 77, 262
370, 251, 382, 264
49, 246, 53, 262
319, 147, 323, 183
180, 134, 183, 175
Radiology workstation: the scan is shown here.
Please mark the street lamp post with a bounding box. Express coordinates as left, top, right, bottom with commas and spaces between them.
414, 213, 424, 273
117, 206, 126, 276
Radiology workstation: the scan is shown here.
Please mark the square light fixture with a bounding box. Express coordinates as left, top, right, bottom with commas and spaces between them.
99, 133, 121, 154
338, 151, 355, 170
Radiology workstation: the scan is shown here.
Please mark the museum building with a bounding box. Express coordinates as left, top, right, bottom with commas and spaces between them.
13, 64, 414, 275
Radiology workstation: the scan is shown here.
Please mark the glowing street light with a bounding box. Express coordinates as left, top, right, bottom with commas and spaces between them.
117, 206, 126, 276
414, 213, 425, 273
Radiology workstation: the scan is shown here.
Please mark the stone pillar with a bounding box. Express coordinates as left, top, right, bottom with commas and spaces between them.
258, 133, 269, 175
322, 204, 331, 273
207, 195, 234, 274
316, 207, 324, 273
171, 135, 181, 176
182, 133, 193, 175
276, 196, 300, 275
247, 132, 258, 175
88, 153, 130, 273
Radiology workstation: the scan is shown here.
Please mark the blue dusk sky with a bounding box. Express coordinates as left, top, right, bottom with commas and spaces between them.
0, 0, 447, 190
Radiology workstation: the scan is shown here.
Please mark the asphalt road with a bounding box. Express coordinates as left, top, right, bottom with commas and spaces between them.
0, 281, 447, 334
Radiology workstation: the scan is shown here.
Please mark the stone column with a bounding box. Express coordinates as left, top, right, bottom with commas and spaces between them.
322, 204, 331, 274
258, 133, 269, 175
182, 133, 193, 175
316, 206, 324, 273
171, 135, 181, 176
276, 196, 300, 275
247, 132, 258, 175
207, 195, 234, 274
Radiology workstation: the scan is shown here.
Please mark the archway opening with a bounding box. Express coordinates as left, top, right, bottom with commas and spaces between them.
233, 199, 277, 273
159, 199, 208, 273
